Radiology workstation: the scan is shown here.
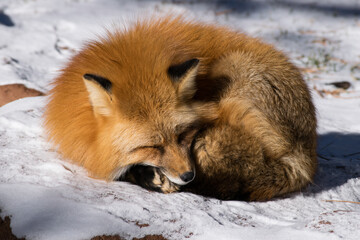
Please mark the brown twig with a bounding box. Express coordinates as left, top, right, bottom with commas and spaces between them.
317, 154, 332, 161
331, 95, 360, 99
343, 151, 360, 157
313, 86, 360, 99
323, 200, 360, 205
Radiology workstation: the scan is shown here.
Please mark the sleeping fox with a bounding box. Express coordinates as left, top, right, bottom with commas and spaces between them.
44, 16, 317, 201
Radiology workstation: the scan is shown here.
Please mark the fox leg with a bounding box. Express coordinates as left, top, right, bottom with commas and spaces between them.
122, 165, 179, 193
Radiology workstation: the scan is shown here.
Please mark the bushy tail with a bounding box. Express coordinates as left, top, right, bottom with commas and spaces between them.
244, 149, 317, 201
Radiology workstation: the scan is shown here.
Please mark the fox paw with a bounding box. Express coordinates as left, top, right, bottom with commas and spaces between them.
124, 165, 179, 193
153, 168, 181, 193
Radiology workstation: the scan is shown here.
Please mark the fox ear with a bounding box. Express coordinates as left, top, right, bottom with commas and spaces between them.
83, 74, 113, 116
168, 58, 199, 102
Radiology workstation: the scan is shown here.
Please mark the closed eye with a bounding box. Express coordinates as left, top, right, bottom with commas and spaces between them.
130, 145, 164, 154
178, 127, 199, 146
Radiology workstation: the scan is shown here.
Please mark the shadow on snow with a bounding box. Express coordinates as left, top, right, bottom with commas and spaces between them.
308, 132, 360, 194
212, 0, 360, 17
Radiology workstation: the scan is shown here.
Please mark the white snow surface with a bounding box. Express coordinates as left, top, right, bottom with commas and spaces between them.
1, 0, 360, 239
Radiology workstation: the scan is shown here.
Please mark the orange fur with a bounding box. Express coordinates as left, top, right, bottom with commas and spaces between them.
44, 16, 317, 200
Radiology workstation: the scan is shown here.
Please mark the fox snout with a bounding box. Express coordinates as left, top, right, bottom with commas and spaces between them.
180, 171, 195, 183
164, 169, 195, 186
162, 154, 196, 185
159, 145, 196, 185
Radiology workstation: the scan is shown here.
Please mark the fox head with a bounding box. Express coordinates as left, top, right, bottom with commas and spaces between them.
83, 58, 210, 186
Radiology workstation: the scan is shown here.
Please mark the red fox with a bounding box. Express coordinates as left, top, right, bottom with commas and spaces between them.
44, 16, 317, 201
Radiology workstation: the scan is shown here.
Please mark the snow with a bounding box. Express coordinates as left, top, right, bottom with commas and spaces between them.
1, 0, 360, 239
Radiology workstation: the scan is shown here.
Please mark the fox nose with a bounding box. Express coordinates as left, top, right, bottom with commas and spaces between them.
180, 171, 195, 183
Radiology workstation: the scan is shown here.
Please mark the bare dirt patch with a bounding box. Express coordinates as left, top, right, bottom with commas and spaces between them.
91, 234, 168, 240
0, 215, 25, 240
0, 84, 44, 107
91, 235, 125, 240
133, 235, 167, 240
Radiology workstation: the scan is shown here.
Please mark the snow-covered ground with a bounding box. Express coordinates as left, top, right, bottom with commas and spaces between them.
1, 0, 360, 239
